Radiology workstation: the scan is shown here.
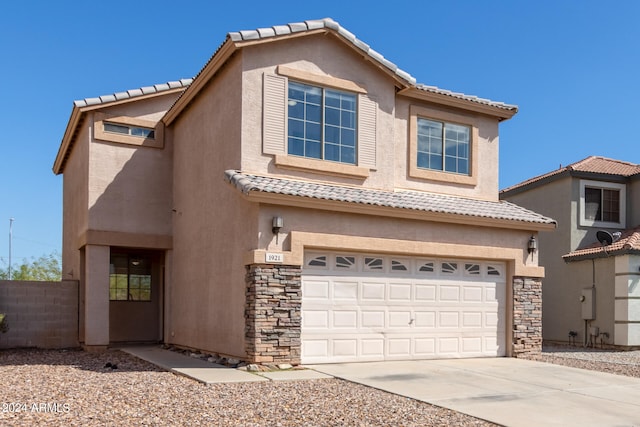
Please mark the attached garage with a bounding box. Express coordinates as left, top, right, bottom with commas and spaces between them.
301, 252, 506, 364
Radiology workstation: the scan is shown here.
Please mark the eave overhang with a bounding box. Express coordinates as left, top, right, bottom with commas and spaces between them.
224, 170, 557, 232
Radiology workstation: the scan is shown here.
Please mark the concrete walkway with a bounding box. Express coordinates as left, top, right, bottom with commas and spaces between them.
120, 346, 331, 384
310, 358, 640, 427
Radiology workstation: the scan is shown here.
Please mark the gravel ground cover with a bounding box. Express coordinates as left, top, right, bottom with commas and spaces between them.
3, 345, 640, 426
0, 348, 495, 427
529, 344, 640, 378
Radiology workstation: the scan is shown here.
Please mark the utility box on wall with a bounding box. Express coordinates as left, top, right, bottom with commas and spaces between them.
581, 287, 595, 320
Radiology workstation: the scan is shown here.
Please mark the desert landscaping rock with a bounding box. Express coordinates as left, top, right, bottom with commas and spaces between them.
3, 345, 638, 426
1, 349, 496, 426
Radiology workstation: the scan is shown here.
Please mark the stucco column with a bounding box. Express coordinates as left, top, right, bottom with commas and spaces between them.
83, 244, 110, 348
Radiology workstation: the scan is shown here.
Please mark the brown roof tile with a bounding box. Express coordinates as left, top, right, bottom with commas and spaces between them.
501, 156, 640, 194
563, 226, 640, 261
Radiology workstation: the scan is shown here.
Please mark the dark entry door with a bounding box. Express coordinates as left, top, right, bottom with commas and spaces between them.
109, 250, 162, 343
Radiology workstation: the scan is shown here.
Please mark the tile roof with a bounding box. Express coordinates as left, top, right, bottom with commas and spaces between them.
225, 18, 516, 112
225, 170, 556, 227
73, 79, 192, 108
563, 226, 640, 261
501, 156, 640, 194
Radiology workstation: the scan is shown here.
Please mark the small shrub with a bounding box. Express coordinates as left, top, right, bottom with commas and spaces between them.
0, 314, 8, 333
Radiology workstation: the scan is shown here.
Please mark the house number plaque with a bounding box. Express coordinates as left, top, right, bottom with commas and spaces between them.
265, 252, 284, 263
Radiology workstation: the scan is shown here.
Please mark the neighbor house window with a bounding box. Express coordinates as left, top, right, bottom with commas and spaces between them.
417, 118, 470, 175
104, 122, 155, 139
109, 254, 152, 301
585, 187, 619, 222
580, 180, 625, 227
287, 81, 357, 165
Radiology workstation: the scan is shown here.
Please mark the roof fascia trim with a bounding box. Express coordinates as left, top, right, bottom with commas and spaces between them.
53, 87, 187, 175
53, 105, 82, 175
164, 40, 237, 126
398, 87, 517, 120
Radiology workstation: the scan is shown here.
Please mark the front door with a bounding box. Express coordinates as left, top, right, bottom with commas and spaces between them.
109, 250, 162, 343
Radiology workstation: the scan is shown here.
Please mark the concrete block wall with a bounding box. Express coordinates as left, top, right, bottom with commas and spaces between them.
0, 280, 78, 349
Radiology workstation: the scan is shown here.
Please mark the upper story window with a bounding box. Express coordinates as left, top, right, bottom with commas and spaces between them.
408, 105, 478, 186
262, 67, 377, 179
94, 112, 164, 149
579, 180, 625, 227
288, 82, 356, 165
417, 118, 470, 174
104, 122, 155, 139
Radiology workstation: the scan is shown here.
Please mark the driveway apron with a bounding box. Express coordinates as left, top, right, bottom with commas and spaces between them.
309, 358, 640, 427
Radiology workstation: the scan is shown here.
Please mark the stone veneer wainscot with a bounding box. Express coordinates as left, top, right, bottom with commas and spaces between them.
512, 277, 543, 357
245, 264, 302, 364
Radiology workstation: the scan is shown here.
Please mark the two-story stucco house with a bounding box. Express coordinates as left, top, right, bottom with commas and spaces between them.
53, 18, 555, 364
501, 156, 640, 348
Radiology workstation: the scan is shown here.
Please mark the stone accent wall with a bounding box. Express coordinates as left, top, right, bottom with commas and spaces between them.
0, 280, 78, 349
512, 277, 542, 357
245, 264, 302, 364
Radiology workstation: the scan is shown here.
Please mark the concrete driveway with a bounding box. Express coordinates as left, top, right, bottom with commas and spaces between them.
310, 358, 640, 427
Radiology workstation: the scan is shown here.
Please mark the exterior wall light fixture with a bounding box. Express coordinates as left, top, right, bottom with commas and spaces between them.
528, 235, 537, 254
272, 216, 284, 244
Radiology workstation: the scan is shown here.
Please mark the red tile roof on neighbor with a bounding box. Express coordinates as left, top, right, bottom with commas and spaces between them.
563, 226, 640, 261
501, 156, 640, 194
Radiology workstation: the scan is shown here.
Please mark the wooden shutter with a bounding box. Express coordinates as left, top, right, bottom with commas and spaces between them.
263, 73, 287, 155
358, 94, 377, 169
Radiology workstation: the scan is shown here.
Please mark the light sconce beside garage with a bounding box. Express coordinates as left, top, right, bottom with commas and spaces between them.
528, 236, 537, 254
272, 216, 284, 243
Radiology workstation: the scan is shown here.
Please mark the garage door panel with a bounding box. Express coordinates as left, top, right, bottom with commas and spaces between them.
463, 286, 483, 303
389, 283, 412, 301
414, 311, 436, 327
333, 339, 358, 356
388, 311, 413, 328
388, 338, 411, 356
302, 255, 506, 363
302, 279, 330, 299
362, 282, 385, 300
439, 285, 460, 301
414, 338, 436, 356
361, 310, 385, 328
303, 310, 329, 328
415, 284, 436, 301
439, 311, 460, 327
462, 312, 483, 328
333, 281, 358, 299
361, 339, 385, 356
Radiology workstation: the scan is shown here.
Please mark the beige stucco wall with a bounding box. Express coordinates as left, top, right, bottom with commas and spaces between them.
628, 177, 640, 226
62, 123, 90, 282
238, 34, 501, 200
502, 176, 571, 342
87, 96, 175, 238
501, 175, 626, 344
169, 52, 259, 358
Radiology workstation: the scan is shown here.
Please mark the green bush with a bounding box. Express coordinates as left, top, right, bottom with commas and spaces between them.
0, 314, 7, 333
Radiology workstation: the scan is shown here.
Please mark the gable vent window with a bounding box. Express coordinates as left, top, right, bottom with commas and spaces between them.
104, 122, 155, 139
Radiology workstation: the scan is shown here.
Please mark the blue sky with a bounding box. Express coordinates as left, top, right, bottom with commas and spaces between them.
1, 0, 639, 263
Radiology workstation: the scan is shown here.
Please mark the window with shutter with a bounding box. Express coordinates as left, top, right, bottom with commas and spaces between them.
262, 70, 376, 177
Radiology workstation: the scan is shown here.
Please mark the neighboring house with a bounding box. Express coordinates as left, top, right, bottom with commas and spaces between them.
501, 156, 640, 347
53, 18, 555, 364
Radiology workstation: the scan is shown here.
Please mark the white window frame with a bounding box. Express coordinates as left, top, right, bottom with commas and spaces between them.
579, 179, 626, 228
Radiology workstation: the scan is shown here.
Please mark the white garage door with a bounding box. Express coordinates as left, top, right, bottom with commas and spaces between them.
301, 252, 506, 364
